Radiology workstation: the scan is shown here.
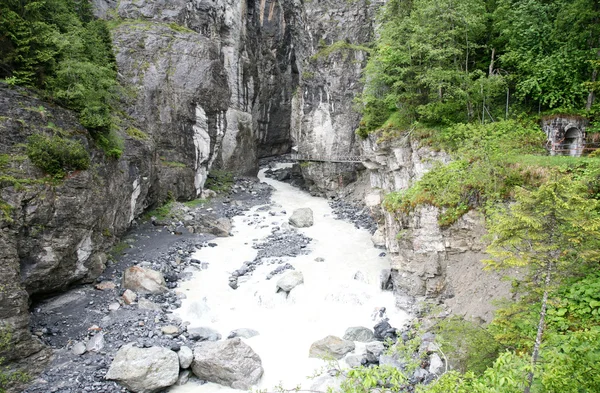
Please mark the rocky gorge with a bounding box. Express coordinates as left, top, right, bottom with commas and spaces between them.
0, 0, 515, 392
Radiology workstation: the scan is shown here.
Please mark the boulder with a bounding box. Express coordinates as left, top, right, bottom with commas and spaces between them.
343, 326, 374, 342
374, 319, 397, 342
176, 370, 192, 385
122, 266, 167, 294
138, 298, 162, 311
345, 354, 365, 368
161, 325, 179, 335
289, 208, 314, 228
309, 336, 355, 359
72, 341, 86, 356
188, 326, 221, 342
195, 216, 232, 237
353, 271, 367, 283
105, 344, 179, 393
380, 352, 405, 371
276, 271, 304, 292
380, 269, 392, 290
365, 341, 385, 363
178, 346, 193, 369
122, 289, 137, 304
227, 328, 260, 339
191, 338, 263, 389
429, 353, 444, 375
371, 229, 386, 249
86, 332, 105, 353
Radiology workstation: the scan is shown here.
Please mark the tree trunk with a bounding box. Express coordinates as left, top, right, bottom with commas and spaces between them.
586, 66, 598, 111
523, 262, 552, 393
489, 48, 495, 77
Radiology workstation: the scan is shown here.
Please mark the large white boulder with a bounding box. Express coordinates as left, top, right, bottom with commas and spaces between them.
289, 208, 314, 228
343, 326, 374, 342
105, 344, 179, 393
122, 266, 167, 294
309, 335, 356, 359
191, 338, 263, 389
276, 270, 304, 293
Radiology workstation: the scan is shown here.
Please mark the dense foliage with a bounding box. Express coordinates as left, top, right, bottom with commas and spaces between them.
360, 1, 600, 392
358, 0, 599, 136
26, 133, 90, 177
0, 0, 119, 133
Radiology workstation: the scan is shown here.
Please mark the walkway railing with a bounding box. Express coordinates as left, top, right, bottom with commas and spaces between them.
291, 153, 367, 163
547, 142, 600, 156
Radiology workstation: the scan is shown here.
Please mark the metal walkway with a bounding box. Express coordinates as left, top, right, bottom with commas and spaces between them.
290, 153, 366, 163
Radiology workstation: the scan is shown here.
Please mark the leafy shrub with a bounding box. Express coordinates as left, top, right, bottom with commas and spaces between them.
383, 120, 546, 225
205, 170, 233, 194
93, 129, 123, 159
126, 127, 148, 140
26, 134, 90, 177
433, 317, 503, 374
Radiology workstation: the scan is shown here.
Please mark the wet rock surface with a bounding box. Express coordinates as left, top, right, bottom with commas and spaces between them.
329, 199, 378, 234
191, 338, 264, 390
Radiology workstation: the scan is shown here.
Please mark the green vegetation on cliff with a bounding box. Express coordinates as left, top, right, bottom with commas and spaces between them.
356, 0, 600, 391
357, 0, 599, 136
0, 0, 121, 149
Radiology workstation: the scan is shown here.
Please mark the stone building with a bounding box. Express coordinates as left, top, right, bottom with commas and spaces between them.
543, 115, 589, 156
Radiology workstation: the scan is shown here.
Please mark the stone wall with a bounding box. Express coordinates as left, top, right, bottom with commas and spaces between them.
362, 133, 514, 323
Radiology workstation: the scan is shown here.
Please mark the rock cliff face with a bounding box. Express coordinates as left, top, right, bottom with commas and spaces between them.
362, 134, 513, 323
290, 0, 378, 194
0, 85, 155, 371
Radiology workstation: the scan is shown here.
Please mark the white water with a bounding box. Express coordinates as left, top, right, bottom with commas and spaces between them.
170, 166, 409, 393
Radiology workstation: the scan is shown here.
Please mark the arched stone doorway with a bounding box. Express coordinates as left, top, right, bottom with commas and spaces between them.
563, 126, 584, 156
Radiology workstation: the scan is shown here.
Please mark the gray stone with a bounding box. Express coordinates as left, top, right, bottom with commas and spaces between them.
227, 328, 260, 339
176, 370, 192, 386
379, 353, 405, 371
429, 353, 444, 375
72, 341, 87, 356
413, 368, 430, 382
344, 354, 364, 368
343, 326, 374, 343
289, 208, 314, 228
105, 344, 179, 392
191, 338, 263, 389
371, 229, 386, 249
109, 302, 121, 311
122, 289, 137, 304
365, 341, 385, 363
178, 346, 193, 369
86, 332, 105, 353
309, 336, 355, 360
122, 266, 167, 294
380, 269, 392, 290
161, 325, 179, 335
188, 326, 221, 342
138, 298, 162, 311
276, 271, 304, 292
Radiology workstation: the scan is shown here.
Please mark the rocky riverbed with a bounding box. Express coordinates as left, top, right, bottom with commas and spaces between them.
21, 163, 440, 393
23, 177, 272, 393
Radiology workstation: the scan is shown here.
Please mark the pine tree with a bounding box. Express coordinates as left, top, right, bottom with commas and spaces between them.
485, 177, 600, 392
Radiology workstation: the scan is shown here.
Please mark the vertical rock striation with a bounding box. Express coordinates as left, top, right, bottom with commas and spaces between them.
362, 133, 514, 322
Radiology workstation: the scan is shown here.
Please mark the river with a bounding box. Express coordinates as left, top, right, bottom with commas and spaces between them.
170, 166, 408, 392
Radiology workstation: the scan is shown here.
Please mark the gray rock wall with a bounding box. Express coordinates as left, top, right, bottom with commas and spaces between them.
291, 0, 378, 193
362, 133, 513, 323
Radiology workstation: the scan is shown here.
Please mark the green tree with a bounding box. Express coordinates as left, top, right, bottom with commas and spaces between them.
493, 0, 600, 110
485, 177, 600, 392
358, 0, 495, 133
